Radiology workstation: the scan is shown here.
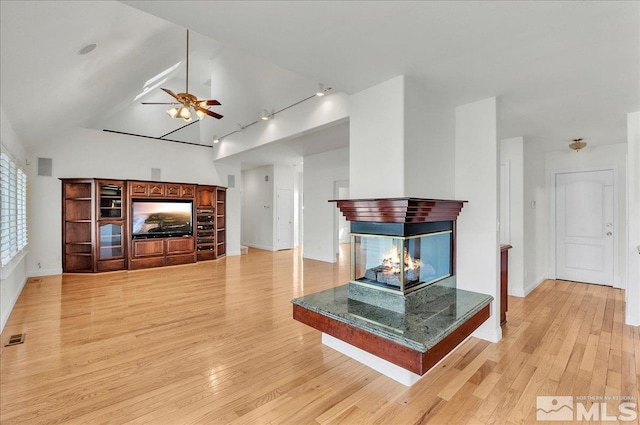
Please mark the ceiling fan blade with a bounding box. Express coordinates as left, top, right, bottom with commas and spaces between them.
141, 102, 181, 105
196, 105, 223, 119
198, 99, 221, 106
161, 88, 180, 101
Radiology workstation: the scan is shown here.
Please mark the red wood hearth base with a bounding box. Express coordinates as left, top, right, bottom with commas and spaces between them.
293, 304, 490, 376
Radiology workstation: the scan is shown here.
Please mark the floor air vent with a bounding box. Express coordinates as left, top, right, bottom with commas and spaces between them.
5, 333, 25, 347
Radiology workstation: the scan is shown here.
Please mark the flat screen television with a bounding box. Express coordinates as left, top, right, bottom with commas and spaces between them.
131, 200, 193, 239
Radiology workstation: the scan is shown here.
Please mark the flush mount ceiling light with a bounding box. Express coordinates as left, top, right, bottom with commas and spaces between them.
78, 43, 97, 55
141, 29, 222, 122
569, 138, 587, 152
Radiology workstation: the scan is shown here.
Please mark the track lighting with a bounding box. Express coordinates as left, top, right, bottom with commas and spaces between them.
213, 84, 332, 145
261, 109, 274, 121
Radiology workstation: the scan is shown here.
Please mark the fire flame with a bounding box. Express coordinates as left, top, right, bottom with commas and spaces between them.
381, 245, 421, 273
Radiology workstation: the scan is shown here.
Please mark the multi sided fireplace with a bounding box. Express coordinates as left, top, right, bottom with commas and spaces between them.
292, 197, 494, 385
333, 198, 465, 313
351, 221, 452, 294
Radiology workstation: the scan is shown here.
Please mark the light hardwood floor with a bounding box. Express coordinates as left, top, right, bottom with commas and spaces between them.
1, 248, 639, 424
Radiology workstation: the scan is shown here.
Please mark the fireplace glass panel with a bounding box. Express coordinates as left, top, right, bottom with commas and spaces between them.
352, 231, 452, 293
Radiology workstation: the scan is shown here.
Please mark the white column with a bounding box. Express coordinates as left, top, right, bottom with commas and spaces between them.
626, 111, 640, 326
349, 75, 406, 198
455, 97, 501, 342
500, 137, 525, 296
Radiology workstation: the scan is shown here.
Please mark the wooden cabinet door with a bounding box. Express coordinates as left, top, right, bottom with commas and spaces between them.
166, 183, 181, 198
133, 239, 164, 257
166, 237, 194, 255
130, 182, 148, 197
181, 184, 196, 199
149, 183, 164, 197
97, 180, 125, 219
196, 186, 215, 208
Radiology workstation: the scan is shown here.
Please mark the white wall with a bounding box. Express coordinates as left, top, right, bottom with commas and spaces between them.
349, 76, 405, 198
349, 75, 455, 199
273, 164, 295, 249
0, 107, 29, 331
455, 97, 501, 343
626, 111, 640, 326
26, 127, 239, 276
241, 165, 274, 250
545, 143, 628, 288
240, 164, 296, 251
215, 92, 349, 160
297, 171, 303, 246
303, 148, 349, 263
214, 160, 242, 256
404, 77, 455, 198
500, 137, 525, 296
522, 143, 548, 295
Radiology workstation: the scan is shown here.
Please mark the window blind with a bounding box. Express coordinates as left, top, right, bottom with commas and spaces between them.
1, 152, 27, 267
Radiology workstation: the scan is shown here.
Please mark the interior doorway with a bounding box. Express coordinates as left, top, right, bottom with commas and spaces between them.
334, 180, 350, 259
555, 169, 615, 285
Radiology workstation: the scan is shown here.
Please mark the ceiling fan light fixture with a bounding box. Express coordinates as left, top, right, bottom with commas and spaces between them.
569, 138, 587, 152
146, 30, 222, 122
167, 107, 179, 118
179, 106, 191, 120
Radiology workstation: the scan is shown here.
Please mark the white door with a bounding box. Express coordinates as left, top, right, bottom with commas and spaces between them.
277, 189, 293, 250
556, 170, 614, 285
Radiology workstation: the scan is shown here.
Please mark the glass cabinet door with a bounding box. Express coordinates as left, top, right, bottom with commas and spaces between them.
98, 182, 123, 219
98, 222, 123, 259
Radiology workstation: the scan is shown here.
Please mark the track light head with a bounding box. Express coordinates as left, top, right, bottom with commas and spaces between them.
316, 83, 326, 96
261, 109, 271, 121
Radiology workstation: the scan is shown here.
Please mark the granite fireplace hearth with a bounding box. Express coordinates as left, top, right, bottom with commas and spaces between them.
291, 198, 493, 386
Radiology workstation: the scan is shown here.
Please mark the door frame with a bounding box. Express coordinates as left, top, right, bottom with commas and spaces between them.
276, 188, 293, 250
333, 179, 349, 259
548, 165, 621, 288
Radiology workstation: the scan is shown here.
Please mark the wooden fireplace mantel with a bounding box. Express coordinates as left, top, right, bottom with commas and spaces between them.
330, 197, 467, 223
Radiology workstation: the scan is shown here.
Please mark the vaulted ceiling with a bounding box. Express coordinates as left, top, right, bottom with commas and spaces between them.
1, 1, 638, 167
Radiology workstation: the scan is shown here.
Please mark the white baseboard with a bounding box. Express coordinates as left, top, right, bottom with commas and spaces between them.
241, 242, 275, 251
28, 268, 62, 277
625, 312, 640, 327
226, 250, 241, 257
322, 331, 474, 386
302, 253, 336, 264
1, 275, 28, 332
472, 321, 502, 343
322, 333, 422, 386
509, 275, 546, 298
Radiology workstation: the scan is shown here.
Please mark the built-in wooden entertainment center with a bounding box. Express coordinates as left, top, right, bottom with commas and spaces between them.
61, 178, 226, 273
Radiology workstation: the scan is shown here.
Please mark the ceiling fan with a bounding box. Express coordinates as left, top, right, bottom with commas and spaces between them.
142, 29, 222, 122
